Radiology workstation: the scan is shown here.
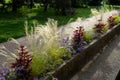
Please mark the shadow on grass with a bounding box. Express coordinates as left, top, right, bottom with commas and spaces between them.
0, 7, 92, 43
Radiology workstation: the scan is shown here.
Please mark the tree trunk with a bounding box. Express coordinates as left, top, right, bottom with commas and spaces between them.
44, 3, 48, 12
12, 4, 17, 12
30, 0, 34, 9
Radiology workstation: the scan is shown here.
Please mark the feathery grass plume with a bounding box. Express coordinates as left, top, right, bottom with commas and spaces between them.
91, 8, 100, 20
91, 7, 105, 21
91, 9, 100, 16
25, 18, 71, 77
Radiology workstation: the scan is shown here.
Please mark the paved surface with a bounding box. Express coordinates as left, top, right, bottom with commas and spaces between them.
0, 37, 26, 64
71, 35, 120, 80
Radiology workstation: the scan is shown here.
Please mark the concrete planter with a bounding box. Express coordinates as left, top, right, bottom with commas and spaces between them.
48, 23, 120, 80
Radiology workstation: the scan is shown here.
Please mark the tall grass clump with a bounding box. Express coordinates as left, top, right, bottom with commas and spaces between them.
25, 19, 72, 78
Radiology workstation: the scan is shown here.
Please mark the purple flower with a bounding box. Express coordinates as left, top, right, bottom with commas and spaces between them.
0, 65, 16, 80
0, 67, 10, 76
77, 47, 83, 52
0, 76, 5, 80
66, 46, 72, 52
60, 37, 69, 47
16, 67, 24, 71
82, 41, 87, 45
73, 50, 77, 55
33, 77, 39, 80
63, 37, 69, 43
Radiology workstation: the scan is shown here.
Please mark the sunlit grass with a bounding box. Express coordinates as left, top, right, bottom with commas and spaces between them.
0, 5, 119, 43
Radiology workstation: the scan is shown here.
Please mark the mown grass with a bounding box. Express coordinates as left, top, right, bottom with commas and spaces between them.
0, 6, 92, 43
0, 5, 119, 43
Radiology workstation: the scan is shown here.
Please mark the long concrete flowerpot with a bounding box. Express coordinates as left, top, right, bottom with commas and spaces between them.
48, 23, 120, 80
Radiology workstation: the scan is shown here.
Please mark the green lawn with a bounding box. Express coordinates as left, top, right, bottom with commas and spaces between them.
0, 5, 119, 43
0, 6, 92, 43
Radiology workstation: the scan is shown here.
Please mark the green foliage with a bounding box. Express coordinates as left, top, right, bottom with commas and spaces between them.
84, 30, 94, 43
102, 24, 109, 32
47, 47, 71, 60
30, 54, 50, 77
0, 6, 92, 43
57, 47, 71, 60
113, 16, 120, 24
88, 0, 102, 6
55, 0, 74, 15
109, 0, 120, 5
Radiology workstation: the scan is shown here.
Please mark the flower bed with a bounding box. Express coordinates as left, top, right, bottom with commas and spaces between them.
0, 14, 120, 80
52, 23, 120, 80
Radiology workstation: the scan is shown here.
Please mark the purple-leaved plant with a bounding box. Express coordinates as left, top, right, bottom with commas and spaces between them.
107, 16, 116, 28
71, 26, 87, 55
93, 20, 106, 34
11, 45, 32, 80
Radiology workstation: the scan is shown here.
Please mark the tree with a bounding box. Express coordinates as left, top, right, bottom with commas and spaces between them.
71, 0, 79, 8
0, 0, 5, 12
109, 0, 120, 5
11, 0, 24, 12
88, 0, 102, 6
40, 0, 51, 12
30, 0, 34, 8
25, 0, 34, 9
55, 0, 74, 15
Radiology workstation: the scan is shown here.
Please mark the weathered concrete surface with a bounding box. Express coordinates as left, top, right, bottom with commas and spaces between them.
0, 37, 27, 64
71, 35, 120, 80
